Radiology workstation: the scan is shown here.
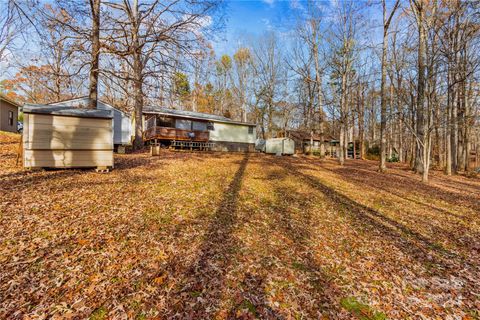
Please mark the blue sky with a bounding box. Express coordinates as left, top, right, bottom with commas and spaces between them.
213, 0, 385, 57
214, 0, 299, 56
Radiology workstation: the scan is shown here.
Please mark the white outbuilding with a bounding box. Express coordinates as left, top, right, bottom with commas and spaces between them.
265, 138, 295, 155
23, 105, 114, 169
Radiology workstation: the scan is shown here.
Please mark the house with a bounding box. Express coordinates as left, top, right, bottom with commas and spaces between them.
23, 104, 114, 169
0, 95, 20, 133
142, 107, 256, 152
49, 97, 132, 146
285, 130, 325, 154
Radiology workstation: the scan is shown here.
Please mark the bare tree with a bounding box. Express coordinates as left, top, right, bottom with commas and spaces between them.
295, 0, 326, 157
0, 1, 20, 65
103, 0, 223, 150
328, 1, 364, 165
379, 0, 400, 172
87, 0, 101, 109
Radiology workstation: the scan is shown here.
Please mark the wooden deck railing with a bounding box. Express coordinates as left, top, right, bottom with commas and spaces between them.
144, 126, 209, 142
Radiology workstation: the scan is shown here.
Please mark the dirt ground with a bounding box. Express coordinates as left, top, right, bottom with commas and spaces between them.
1, 132, 479, 319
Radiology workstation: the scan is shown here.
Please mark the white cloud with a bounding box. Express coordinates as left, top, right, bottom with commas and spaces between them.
182, 14, 213, 37
261, 18, 273, 30
262, 0, 275, 6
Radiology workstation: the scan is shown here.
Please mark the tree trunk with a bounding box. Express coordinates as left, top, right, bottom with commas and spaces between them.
358, 84, 365, 159
446, 63, 453, 175
313, 43, 325, 158
339, 73, 347, 166
414, 1, 426, 177
132, 0, 144, 151
133, 58, 144, 150
379, 21, 388, 172
379, 0, 399, 170
88, 0, 101, 110
452, 85, 458, 173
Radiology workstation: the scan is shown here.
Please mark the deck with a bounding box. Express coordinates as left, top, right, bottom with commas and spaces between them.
143, 126, 209, 142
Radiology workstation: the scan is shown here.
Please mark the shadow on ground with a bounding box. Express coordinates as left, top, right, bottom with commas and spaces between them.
165, 154, 250, 318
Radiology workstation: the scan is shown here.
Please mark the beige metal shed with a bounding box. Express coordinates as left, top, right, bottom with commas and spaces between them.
23, 104, 114, 169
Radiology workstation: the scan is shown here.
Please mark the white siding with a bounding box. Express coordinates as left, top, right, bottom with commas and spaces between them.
209, 122, 256, 144
51, 98, 132, 145
23, 113, 113, 168
265, 138, 295, 155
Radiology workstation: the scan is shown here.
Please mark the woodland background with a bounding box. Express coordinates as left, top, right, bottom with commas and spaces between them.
0, 0, 479, 181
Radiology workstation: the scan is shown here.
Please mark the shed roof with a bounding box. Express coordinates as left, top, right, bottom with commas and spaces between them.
23, 104, 113, 119
0, 94, 21, 108
49, 97, 130, 117
143, 106, 256, 126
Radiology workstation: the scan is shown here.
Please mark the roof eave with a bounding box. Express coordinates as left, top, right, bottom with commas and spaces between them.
143, 110, 256, 126
48, 96, 130, 117
0, 96, 22, 108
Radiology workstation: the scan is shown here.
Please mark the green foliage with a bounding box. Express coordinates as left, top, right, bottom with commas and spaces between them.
18, 112, 23, 122
387, 155, 399, 163
366, 145, 380, 161
312, 150, 323, 157
173, 72, 190, 98
367, 145, 380, 156
340, 297, 387, 320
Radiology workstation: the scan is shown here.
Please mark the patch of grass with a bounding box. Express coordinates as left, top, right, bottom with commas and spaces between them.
292, 261, 307, 271
142, 207, 173, 227
240, 299, 257, 316
89, 306, 108, 320
340, 297, 387, 320
468, 309, 480, 320
135, 313, 147, 320
189, 291, 202, 298
110, 277, 121, 283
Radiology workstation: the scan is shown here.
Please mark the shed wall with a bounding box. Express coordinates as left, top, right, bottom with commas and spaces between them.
265, 138, 295, 155
52, 98, 131, 145
23, 113, 113, 168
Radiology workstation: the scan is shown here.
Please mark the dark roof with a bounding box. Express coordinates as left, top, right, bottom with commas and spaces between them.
143, 106, 256, 126
23, 104, 113, 119
0, 94, 21, 108
49, 96, 130, 117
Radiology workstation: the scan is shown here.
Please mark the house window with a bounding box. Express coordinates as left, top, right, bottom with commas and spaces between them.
248, 126, 254, 134
207, 122, 214, 131
175, 119, 192, 130
192, 121, 207, 131
157, 116, 174, 128
8, 111, 14, 126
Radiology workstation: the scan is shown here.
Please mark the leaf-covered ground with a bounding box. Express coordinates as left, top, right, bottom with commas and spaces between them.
1, 132, 479, 319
